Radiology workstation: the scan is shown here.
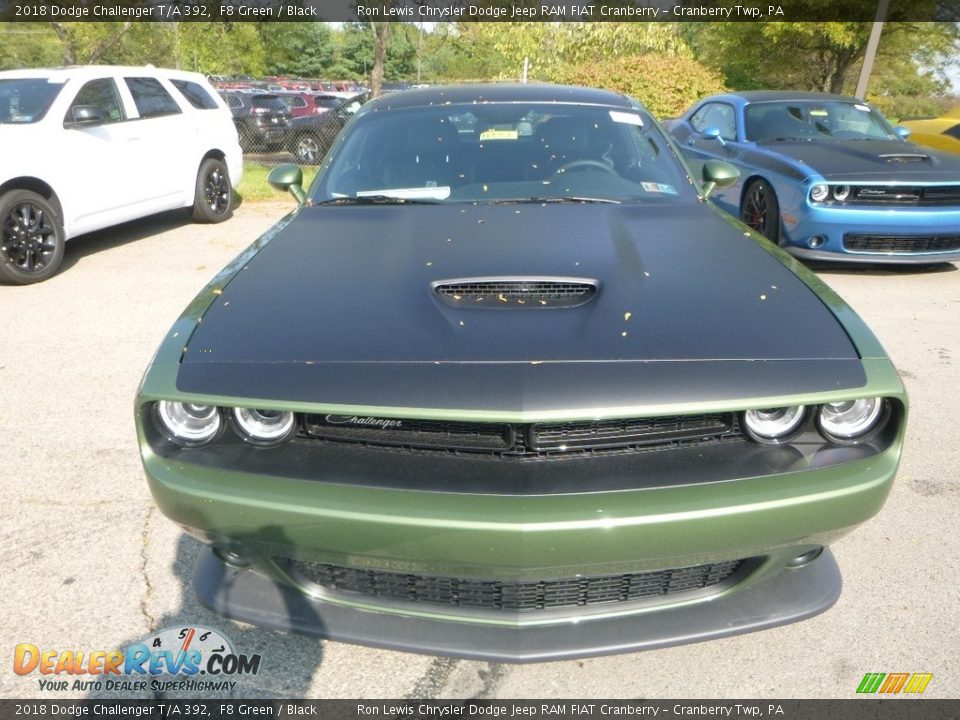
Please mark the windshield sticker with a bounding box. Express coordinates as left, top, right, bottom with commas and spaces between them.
609, 111, 644, 127
479, 128, 519, 141
357, 187, 451, 200
854, 104, 871, 112
809, 109, 828, 116
641, 182, 677, 195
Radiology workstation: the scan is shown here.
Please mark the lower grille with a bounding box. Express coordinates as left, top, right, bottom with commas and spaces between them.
844, 234, 960, 254
286, 558, 749, 612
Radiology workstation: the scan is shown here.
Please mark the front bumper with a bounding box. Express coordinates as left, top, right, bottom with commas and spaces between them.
782, 205, 960, 263
194, 545, 841, 663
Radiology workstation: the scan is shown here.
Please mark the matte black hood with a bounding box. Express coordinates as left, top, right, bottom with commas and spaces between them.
177, 203, 865, 411
759, 139, 960, 180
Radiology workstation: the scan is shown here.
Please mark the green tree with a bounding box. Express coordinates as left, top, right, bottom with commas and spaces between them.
258, 22, 334, 77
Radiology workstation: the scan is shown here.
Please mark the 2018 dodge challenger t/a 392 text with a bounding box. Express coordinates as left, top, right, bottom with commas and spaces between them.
136, 85, 906, 662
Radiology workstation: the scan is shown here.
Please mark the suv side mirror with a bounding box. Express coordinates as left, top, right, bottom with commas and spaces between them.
67, 105, 104, 125
268, 164, 306, 204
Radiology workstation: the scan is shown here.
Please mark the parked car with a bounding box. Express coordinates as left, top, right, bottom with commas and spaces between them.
285, 96, 362, 164
668, 91, 960, 264
219, 90, 291, 152
0, 65, 241, 284
899, 108, 960, 154
276, 91, 343, 118
137, 84, 906, 662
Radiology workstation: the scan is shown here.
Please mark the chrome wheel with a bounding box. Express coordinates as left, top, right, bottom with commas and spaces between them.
295, 134, 320, 164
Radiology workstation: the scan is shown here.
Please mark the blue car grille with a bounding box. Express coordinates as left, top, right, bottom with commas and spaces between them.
844, 234, 960, 254
286, 558, 750, 611
848, 185, 960, 206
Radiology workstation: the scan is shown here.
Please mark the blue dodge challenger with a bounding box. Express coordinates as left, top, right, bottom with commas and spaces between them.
669, 91, 960, 264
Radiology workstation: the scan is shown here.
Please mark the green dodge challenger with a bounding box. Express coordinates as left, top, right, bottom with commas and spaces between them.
136, 85, 906, 662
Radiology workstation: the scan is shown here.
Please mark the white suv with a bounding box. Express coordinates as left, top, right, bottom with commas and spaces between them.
0, 65, 243, 284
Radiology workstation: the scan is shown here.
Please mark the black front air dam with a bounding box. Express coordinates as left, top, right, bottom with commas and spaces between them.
192, 547, 841, 663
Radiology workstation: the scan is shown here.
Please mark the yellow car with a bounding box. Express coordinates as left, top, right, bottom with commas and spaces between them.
900, 108, 960, 153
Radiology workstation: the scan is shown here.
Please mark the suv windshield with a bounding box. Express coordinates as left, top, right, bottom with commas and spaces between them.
0, 78, 65, 124
745, 101, 896, 142
314, 102, 696, 204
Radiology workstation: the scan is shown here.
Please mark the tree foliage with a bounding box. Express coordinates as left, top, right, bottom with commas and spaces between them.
551, 53, 727, 119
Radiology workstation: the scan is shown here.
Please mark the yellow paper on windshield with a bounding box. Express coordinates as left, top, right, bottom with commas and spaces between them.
480, 129, 519, 141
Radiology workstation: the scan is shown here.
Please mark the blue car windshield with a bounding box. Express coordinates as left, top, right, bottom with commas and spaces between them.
745, 101, 896, 142
0, 78, 65, 124
314, 102, 697, 204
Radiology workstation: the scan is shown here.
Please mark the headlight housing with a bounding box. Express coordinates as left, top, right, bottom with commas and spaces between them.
832, 185, 851, 202
155, 401, 222, 446
742, 406, 806, 443
809, 184, 829, 202
817, 398, 885, 441
231, 407, 297, 446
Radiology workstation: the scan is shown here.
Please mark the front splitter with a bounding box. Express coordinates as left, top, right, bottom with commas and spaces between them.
193, 548, 841, 663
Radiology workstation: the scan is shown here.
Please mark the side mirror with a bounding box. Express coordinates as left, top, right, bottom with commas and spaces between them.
268, 164, 306, 204
67, 105, 104, 126
700, 126, 722, 141
701, 160, 740, 199
894, 126, 911, 140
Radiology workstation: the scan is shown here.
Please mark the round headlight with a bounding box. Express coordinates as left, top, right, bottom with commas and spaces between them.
156, 401, 221, 446
232, 407, 296, 445
818, 398, 884, 440
743, 406, 806, 442
832, 185, 851, 202
810, 184, 829, 202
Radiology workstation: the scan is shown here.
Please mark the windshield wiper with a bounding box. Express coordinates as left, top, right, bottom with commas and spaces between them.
492, 196, 621, 205
313, 195, 443, 205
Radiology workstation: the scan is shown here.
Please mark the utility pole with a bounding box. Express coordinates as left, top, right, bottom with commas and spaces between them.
855, 0, 889, 99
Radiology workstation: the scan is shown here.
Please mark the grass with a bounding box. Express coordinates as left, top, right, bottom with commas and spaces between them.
237, 162, 319, 203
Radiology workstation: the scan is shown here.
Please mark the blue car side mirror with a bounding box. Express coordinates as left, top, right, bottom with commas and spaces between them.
894, 126, 911, 140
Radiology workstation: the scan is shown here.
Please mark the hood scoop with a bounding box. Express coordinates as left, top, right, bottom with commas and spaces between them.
879, 153, 930, 164
433, 276, 598, 308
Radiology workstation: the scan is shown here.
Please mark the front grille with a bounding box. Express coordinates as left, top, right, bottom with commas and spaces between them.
301, 412, 740, 458
287, 558, 749, 612
848, 185, 960, 206
844, 234, 960, 254
433, 277, 597, 308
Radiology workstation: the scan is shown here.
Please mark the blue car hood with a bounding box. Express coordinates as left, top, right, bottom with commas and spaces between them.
755, 139, 960, 181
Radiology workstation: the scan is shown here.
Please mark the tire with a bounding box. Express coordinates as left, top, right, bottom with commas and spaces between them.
0, 190, 65, 285
740, 179, 781, 243
294, 132, 322, 165
192, 157, 233, 223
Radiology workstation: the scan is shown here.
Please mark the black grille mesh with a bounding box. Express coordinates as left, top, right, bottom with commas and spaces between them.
301, 413, 740, 458
844, 234, 960, 254
434, 279, 596, 308
849, 185, 960, 205
287, 558, 748, 611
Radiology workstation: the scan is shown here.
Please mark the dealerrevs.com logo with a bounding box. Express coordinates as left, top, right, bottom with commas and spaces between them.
14, 626, 262, 693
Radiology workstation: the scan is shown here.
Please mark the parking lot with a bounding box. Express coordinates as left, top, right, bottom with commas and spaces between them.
1, 201, 957, 699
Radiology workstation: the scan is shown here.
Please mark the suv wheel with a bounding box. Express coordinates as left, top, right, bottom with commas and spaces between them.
0, 190, 65, 285
193, 158, 233, 223
294, 132, 321, 165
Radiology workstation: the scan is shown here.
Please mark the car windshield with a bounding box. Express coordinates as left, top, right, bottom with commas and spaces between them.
745, 100, 897, 142
313, 102, 697, 204
0, 78, 65, 124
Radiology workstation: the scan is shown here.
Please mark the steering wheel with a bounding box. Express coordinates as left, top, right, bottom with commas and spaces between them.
552, 159, 618, 177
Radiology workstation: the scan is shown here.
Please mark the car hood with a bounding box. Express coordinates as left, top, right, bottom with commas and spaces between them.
176, 203, 866, 412
755, 138, 960, 181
